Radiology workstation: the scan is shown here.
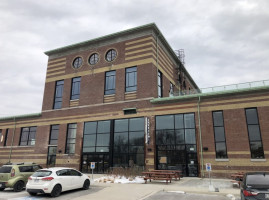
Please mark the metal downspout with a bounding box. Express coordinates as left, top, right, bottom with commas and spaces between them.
8, 117, 16, 163
197, 96, 204, 177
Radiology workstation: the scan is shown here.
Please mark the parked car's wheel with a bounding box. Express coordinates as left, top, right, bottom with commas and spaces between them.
13, 181, 24, 192
0, 188, 5, 191
51, 184, 62, 197
83, 179, 90, 190
28, 192, 37, 196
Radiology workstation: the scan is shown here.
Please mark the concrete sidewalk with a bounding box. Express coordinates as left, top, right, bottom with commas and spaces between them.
74, 176, 240, 200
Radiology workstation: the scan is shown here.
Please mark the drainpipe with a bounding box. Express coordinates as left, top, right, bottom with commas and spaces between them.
197, 96, 204, 177
8, 117, 16, 163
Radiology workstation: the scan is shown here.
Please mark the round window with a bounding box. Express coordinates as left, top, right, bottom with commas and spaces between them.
73, 57, 83, 69
105, 49, 117, 62
88, 53, 99, 65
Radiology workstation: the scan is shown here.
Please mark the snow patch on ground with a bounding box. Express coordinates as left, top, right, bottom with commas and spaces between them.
94, 176, 145, 184
226, 194, 236, 200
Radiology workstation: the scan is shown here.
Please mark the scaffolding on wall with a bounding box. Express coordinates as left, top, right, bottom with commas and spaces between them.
175, 49, 185, 66
174, 49, 186, 95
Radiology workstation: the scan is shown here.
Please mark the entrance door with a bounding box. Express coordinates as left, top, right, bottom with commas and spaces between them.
47, 146, 57, 167
156, 145, 198, 177
81, 154, 109, 173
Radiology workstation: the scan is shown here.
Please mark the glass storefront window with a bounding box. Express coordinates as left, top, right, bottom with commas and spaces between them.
156, 115, 174, 130
114, 119, 128, 132
113, 117, 144, 167
83, 120, 110, 153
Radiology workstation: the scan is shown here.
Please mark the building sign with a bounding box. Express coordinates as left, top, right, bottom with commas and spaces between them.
206, 163, 212, 171
145, 117, 150, 144
90, 162, 95, 169
160, 157, 167, 164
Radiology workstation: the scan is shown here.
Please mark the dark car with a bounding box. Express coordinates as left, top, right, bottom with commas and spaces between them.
240, 172, 269, 200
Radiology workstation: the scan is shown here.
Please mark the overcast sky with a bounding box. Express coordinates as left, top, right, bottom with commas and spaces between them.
0, 0, 268, 117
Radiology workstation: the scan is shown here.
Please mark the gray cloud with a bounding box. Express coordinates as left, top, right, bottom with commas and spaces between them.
0, 0, 268, 117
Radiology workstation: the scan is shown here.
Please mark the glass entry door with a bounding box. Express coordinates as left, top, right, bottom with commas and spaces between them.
155, 113, 198, 177
47, 146, 57, 167
156, 145, 198, 177
82, 154, 109, 174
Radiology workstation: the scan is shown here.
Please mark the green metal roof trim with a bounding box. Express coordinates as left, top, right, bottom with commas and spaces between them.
44, 23, 157, 55
44, 23, 198, 89
151, 85, 269, 104
0, 113, 42, 121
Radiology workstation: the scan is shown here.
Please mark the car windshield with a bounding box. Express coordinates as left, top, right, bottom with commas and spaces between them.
0, 166, 12, 173
246, 174, 269, 186
32, 170, 52, 177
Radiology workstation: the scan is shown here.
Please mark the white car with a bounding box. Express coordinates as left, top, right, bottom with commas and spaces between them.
26, 167, 90, 197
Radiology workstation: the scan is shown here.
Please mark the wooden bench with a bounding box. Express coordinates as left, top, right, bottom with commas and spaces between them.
152, 170, 182, 180
231, 180, 241, 187
231, 172, 244, 187
142, 171, 173, 184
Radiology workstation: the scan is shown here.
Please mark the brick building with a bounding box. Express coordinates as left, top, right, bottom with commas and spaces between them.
0, 23, 268, 178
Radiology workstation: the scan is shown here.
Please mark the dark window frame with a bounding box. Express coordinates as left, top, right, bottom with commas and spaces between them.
19, 127, 37, 146
169, 82, 174, 95
53, 80, 64, 109
4, 129, 9, 146
72, 57, 83, 69
113, 117, 145, 167
0, 130, 2, 145
89, 53, 99, 65
83, 120, 111, 153
212, 111, 228, 159
65, 123, 77, 154
47, 146, 57, 167
158, 70, 163, 98
125, 66, 137, 92
49, 125, 59, 145
105, 70, 116, 95
245, 108, 264, 159
70, 77, 81, 100
105, 49, 117, 62
155, 113, 197, 177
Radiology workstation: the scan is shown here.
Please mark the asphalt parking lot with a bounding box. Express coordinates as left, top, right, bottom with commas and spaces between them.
0, 177, 241, 200
0, 185, 105, 200
144, 191, 237, 200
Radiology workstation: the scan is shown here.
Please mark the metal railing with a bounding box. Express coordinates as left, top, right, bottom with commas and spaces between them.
200, 80, 269, 93
170, 80, 269, 97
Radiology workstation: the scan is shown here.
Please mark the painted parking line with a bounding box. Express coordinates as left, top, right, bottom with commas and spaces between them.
8, 196, 41, 200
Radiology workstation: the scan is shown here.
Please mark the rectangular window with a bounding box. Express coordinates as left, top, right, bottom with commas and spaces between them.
53, 80, 64, 109
4, 129, 9, 146
245, 108, 264, 159
105, 71, 116, 95
65, 124, 77, 154
212, 111, 228, 159
49, 125, 59, 145
19, 127, 36, 146
83, 120, 111, 153
0, 130, 2, 145
169, 82, 174, 96
125, 67, 137, 92
158, 70, 163, 98
71, 77, 81, 100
